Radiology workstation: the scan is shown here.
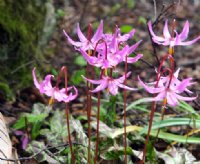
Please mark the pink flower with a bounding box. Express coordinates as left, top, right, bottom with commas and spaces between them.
63, 20, 103, 51
138, 68, 197, 106
79, 39, 142, 69
148, 20, 200, 47
103, 27, 135, 43
82, 72, 137, 95
14, 130, 29, 150
32, 68, 78, 103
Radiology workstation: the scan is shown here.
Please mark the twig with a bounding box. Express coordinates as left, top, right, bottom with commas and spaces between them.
0, 142, 90, 162
152, 0, 157, 21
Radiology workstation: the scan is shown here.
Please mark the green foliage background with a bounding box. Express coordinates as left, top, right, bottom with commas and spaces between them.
0, 0, 46, 99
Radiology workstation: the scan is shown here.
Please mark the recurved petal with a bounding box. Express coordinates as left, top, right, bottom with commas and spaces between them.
174, 68, 181, 78
175, 93, 197, 101
118, 83, 138, 91
126, 53, 143, 63
90, 79, 108, 93
176, 78, 194, 93
120, 29, 135, 41
81, 75, 104, 84
115, 72, 131, 83
79, 49, 99, 66
65, 86, 78, 102
92, 20, 103, 42
178, 20, 189, 41
63, 30, 82, 47
128, 40, 142, 54
163, 20, 171, 39
148, 21, 166, 42
148, 21, 156, 37
178, 36, 200, 46
77, 23, 87, 42
32, 68, 40, 90
53, 90, 66, 102
138, 76, 164, 94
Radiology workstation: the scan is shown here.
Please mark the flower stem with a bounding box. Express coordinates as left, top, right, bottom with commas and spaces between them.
65, 104, 75, 164
94, 91, 101, 164
62, 67, 75, 164
86, 80, 92, 164
123, 55, 128, 164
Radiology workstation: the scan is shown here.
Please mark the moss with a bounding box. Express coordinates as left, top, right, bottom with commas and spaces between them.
0, 0, 47, 99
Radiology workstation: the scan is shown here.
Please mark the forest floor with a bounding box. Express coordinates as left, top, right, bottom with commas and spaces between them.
1, 0, 200, 163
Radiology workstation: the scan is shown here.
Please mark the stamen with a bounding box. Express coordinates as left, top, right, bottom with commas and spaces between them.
48, 97, 54, 105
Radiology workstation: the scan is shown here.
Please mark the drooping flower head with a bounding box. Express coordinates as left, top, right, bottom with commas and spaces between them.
82, 72, 137, 95
32, 68, 78, 103
148, 20, 200, 48
138, 68, 196, 106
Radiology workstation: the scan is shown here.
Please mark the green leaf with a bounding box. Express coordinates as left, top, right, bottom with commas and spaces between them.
120, 25, 133, 33
70, 69, 86, 85
138, 16, 147, 25
31, 121, 42, 140
126, 98, 160, 116
74, 55, 87, 66
101, 146, 133, 160
141, 117, 200, 133
176, 101, 199, 116
150, 130, 200, 144
126, 0, 135, 8
13, 113, 47, 129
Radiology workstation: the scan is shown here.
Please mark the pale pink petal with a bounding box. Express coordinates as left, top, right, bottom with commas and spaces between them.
54, 90, 66, 102
176, 78, 194, 93
178, 20, 189, 41
92, 20, 103, 42
90, 79, 108, 93
154, 91, 166, 101
175, 93, 197, 101
64, 86, 78, 102
118, 83, 138, 91
167, 92, 179, 106
128, 40, 142, 54
108, 81, 118, 95
127, 53, 143, 63
178, 36, 200, 46
138, 76, 164, 94
152, 37, 166, 43
121, 29, 135, 41
63, 30, 82, 47
79, 49, 99, 66
81, 75, 104, 84
32, 68, 40, 90
115, 72, 131, 83
148, 21, 166, 42
174, 68, 180, 78
77, 23, 87, 42
163, 20, 171, 39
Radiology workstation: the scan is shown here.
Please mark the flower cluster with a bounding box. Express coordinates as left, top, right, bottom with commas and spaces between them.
139, 20, 199, 107
148, 20, 200, 48
32, 68, 78, 103
138, 68, 196, 106
64, 20, 142, 95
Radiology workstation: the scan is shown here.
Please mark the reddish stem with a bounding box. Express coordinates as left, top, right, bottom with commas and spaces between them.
86, 80, 92, 164
62, 67, 75, 164
65, 104, 75, 164
94, 91, 101, 164
123, 55, 128, 164
140, 54, 174, 164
